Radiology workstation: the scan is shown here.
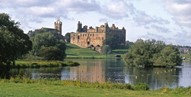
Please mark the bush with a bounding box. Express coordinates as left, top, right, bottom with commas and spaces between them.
133, 83, 149, 90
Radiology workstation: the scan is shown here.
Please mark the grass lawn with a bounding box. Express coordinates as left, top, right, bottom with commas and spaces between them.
0, 78, 191, 97
65, 43, 126, 59
14, 60, 80, 68
0, 79, 190, 97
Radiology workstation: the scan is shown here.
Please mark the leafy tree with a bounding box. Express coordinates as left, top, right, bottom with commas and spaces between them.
65, 32, 71, 43
125, 40, 134, 49
29, 31, 66, 60
125, 39, 182, 67
0, 13, 32, 66
154, 45, 182, 67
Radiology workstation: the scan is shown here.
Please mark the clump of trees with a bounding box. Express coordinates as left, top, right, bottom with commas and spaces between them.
29, 29, 66, 61
125, 39, 182, 67
0, 13, 32, 66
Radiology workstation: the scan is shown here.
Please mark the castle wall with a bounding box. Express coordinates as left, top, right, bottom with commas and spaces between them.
70, 32, 105, 48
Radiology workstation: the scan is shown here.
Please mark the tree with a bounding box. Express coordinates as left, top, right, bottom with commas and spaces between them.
65, 32, 71, 43
0, 13, 32, 66
154, 45, 182, 67
101, 45, 111, 54
125, 39, 182, 67
29, 31, 66, 60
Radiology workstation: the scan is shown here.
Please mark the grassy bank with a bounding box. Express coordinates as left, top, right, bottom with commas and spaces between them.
0, 78, 190, 97
65, 43, 127, 59
14, 60, 80, 68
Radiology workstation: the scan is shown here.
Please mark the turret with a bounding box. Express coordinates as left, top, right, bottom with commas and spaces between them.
77, 21, 82, 32
105, 22, 109, 28
122, 27, 126, 31
83, 25, 88, 32
104, 23, 109, 32
54, 18, 62, 35
111, 24, 116, 29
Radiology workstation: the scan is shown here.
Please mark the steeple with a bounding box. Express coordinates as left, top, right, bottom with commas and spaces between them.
54, 18, 62, 35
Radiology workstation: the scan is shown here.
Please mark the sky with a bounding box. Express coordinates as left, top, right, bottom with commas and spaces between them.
1, 0, 191, 46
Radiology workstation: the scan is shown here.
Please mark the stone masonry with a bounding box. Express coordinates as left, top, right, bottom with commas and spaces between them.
70, 21, 126, 51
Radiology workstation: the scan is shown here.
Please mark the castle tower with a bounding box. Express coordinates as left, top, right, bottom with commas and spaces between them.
54, 19, 62, 35
77, 21, 82, 32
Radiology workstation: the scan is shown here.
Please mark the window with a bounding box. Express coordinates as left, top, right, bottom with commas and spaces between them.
78, 36, 80, 40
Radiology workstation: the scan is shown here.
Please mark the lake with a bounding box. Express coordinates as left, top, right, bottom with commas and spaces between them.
9, 59, 191, 90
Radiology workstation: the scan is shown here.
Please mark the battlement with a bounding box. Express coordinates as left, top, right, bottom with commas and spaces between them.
76, 21, 125, 33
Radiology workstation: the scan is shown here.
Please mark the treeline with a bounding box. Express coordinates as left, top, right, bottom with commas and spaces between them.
125, 39, 182, 67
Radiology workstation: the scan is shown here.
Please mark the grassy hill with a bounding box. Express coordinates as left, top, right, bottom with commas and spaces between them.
65, 43, 127, 59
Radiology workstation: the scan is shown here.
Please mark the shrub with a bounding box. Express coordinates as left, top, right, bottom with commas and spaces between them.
133, 83, 149, 90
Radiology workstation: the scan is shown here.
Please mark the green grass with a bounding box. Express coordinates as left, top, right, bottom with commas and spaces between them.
0, 79, 190, 97
111, 49, 128, 54
65, 43, 127, 59
14, 60, 80, 68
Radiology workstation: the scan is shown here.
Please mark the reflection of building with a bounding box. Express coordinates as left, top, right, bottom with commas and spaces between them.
70, 21, 126, 51
63, 60, 106, 83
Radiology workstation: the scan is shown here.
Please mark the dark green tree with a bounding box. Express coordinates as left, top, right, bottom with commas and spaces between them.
65, 32, 71, 43
0, 13, 32, 66
29, 31, 66, 60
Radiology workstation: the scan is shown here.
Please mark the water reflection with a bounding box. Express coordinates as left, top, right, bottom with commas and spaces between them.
178, 62, 191, 87
124, 67, 179, 89
6, 59, 191, 89
61, 60, 105, 83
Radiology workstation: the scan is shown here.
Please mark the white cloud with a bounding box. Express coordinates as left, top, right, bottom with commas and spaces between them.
164, 0, 191, 27
132, 10, 170, 26
102, 1, 128, 18
28, 7, 56, 17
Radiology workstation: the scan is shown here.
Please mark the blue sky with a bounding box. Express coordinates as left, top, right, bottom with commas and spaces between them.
1, 0, 191, 46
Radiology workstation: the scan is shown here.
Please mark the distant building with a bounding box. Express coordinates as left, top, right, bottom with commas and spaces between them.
54, 19, 62, 35
70, 21, 126, 51
178, 47, 190, 54
28, 19, 64, 40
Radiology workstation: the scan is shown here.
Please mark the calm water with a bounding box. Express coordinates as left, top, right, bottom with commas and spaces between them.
9, 59, 191, 90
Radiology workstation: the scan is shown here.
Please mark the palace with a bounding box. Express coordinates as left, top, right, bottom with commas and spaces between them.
70, 21, 126, 50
